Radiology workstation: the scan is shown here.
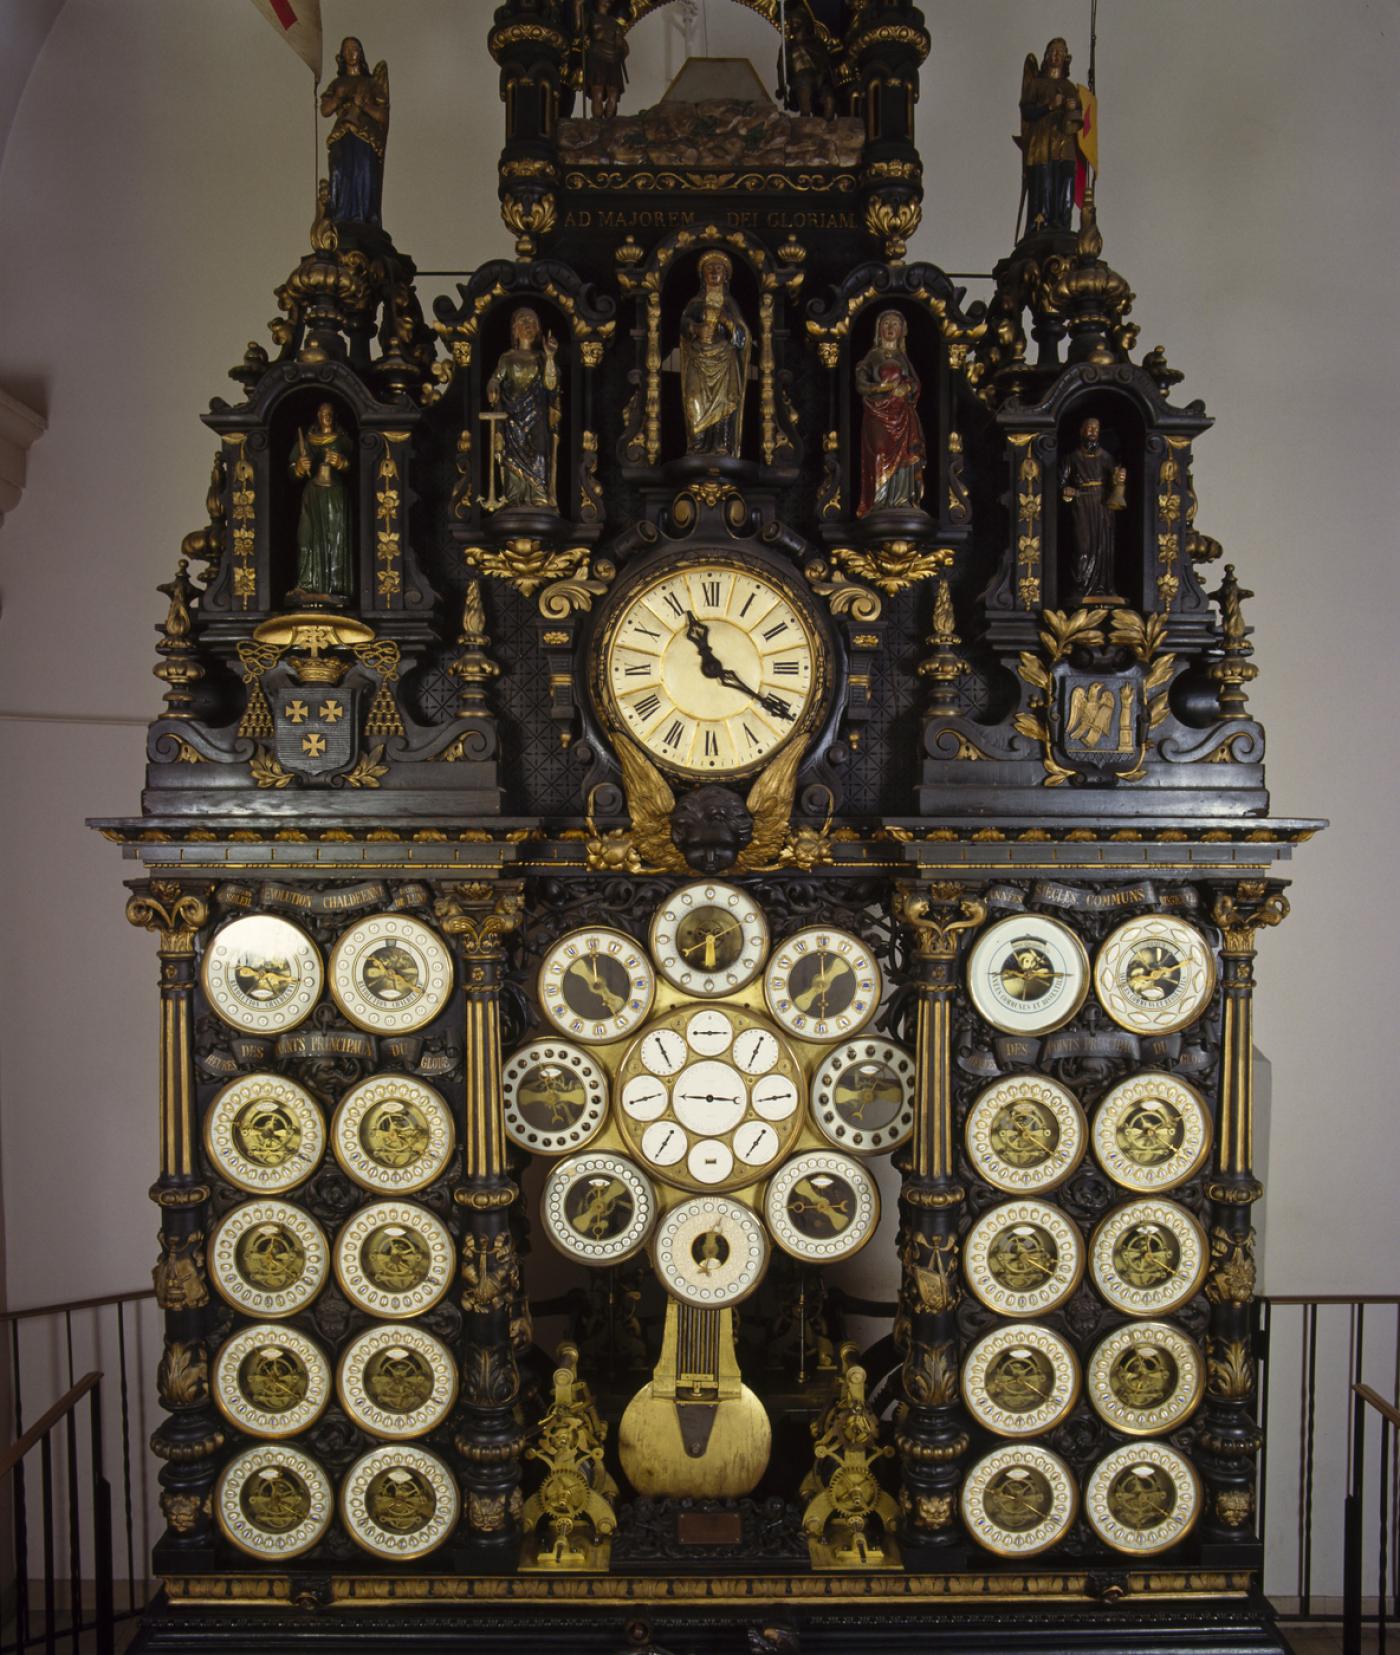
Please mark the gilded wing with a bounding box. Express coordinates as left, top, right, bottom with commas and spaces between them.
734, 736, 806, 871
615, 734, 687, 872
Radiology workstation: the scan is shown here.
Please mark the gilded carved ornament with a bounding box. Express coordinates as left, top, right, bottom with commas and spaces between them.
1210, 882, 1290, 954
462, 541, 615, 617
803, 558, 882, 623
892, 886, 987, 961
126, 883, 212, 954
830, 542, 953, 598
434, 884, 524, 958
158, 1341, 209, 1410
1203, 1227, 1256, 1306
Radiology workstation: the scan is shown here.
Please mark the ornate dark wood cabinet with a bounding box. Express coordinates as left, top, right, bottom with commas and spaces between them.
96, 7, 1317, 1651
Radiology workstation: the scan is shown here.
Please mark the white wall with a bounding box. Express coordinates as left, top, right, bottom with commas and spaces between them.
0, 0, 1395, 1597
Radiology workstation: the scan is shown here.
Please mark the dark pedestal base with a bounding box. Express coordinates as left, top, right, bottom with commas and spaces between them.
130, 1592, 1294, 1655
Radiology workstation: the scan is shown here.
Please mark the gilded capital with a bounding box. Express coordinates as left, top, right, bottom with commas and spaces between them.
434, 882, 524, 959
126, 881, 213, 956
894, 884, 986, 960
1211, 880, 1290, 955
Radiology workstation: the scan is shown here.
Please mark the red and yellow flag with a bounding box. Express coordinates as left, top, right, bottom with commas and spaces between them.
1075, 83, 1099, 206
248, 0, 323, 78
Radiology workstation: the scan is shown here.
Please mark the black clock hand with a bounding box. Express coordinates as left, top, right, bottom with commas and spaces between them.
684, 611, 795, 723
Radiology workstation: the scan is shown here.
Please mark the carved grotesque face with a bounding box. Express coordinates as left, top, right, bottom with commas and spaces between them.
670, 785, 754, 874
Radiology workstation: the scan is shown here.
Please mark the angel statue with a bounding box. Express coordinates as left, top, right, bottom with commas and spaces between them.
288, 402, 353, 601
680, 252, 751, 457
321, 36, 390, 228
1016, 38, 1083, 234
855, 310, 926, 516
485, 306, 561, 511
581, 0, 629, 122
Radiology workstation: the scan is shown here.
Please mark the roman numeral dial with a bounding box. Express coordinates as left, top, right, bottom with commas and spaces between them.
602, 563, 821, 778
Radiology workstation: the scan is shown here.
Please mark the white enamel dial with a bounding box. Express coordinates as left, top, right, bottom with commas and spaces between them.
649, 882, 770, 998
652, 1195, 770, 1307
616, 1005, 804, 1194
763, 927, 882, 1042
601, 561, 821, 778
640, 1028, 688, 1075
537, 927, 655, 1044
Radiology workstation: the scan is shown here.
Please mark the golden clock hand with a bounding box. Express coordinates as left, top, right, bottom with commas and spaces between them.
570, 956, 625, 1014
793, 954, 843, 1012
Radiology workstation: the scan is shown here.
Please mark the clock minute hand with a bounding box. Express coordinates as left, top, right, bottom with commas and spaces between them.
684, 611, 794, 723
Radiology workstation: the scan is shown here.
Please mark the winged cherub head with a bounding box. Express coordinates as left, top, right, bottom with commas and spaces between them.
670, 784, 754, 873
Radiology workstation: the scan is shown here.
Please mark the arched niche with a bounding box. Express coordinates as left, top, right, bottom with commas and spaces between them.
848, 300, 940, 519
266, 387, 361, 609
1052, 390, 1148, 611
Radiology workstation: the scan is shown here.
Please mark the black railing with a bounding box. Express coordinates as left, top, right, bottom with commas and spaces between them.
1, 1289, 157, 1649
0, 1373, 113, 1655
1345, 1382, 1400, 1655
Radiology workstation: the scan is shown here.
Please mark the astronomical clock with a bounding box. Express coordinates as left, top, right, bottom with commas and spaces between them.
98, 6, 1314, 1652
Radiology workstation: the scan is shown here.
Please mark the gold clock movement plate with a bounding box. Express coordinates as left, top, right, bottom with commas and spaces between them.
337, 1323, 458, 1440
763, 927, 882, 1043
503, 1038, 610, 1156
215, 1443, 334, 1561
204, 1072, 325, 1195
340, 1444, 460, 1561
809, 1035, 915, 1156
652, 1194, 769, 1307
960, 1443, 1078, 1559
616, 1003, 805, 1195
1086, 1320, 1204, 1436
328, 914, 454, 1035
1084, 1440, 1202, 1555
1092, 1071, 1212, 1193
1094, 916, 1216, 1035
201, 915, 323, 1036
208, 1198, 328, 1319
541, 1152, 657, 1266
213, 1323, 332, 1439
331, 1075, 455, 1194
649, 881, 770, 998
961, 1324, 1080, 1438
1089, 1198, 1208, 1317
964, 1073, 1087, 1195
963, 1198, 1085, 1318
764, 1149, 880, 1265
537, 927, 657, 1044
333, 1200, 454, 1319
965, 914, 1090, 1037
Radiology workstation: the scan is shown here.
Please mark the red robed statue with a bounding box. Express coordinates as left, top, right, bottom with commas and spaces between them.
855, 309, 927, 517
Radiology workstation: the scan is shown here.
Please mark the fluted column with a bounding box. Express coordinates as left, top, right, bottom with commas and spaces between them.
125, 880, 219, 1561
891, 883, 985, 1552
435, 880, 526, 1549
1198, 879, 1289, 1549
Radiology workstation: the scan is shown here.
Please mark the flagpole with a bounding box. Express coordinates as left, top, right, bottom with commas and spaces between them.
1089, 0, 1098, 95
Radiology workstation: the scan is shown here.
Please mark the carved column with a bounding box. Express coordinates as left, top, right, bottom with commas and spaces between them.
1199, 879, 1289, 1550
125, 880, 219, 1561
891, 883, 985, 1553
436, 880, 526, 1549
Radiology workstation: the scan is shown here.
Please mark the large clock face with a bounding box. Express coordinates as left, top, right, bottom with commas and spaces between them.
600, 560, 822, 778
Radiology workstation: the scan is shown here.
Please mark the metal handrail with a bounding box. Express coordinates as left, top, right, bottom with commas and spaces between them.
1345, 1382, 1399, 1655
0, 1373, 101, 1480
0, 1288, 155, 1327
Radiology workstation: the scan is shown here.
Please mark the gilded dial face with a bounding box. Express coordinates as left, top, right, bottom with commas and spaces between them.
542, 1153, 657, 1266
328, 915, 454, 1035
649, 881, 770, 997
652, 1194, 770, 1307
201, 916, 323, 1036
332, 1076, 454, 1194
1092, 1072, 1212, 1193
1087, 1322, 1203, 1435
964, 1074, 1086, 1194
616, 1005, 805, 1194
963, 1199, 1084, 1318
337, 1324, 457, 1440
214, 1324, 331, 1439
1089, 1199, 1207, 1316
960, 1444, 1077, 1558
764, 1151, 880, 1265
601, 561, 821, 777
334, 1201, 453, 1318
809, 1037, 915, 1155
763, 927, 882, 1042
216, 1445, 333, 1560
961, 1323, 1080, 1439
1094, 916, 1216, 1035
538, 928, 656, 1044
341, 1445, 459, 1560
1084, 1442, 1201, 1554
209, 1200, 328, 1319
503, 1039, 609, 1155
205, 1073, 324, 1195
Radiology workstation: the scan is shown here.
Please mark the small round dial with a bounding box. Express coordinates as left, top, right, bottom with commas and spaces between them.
963, 1199, 1084, 1318
541, 1153, 656, 1266
964, 1074, 1086, 1194
764, 1151, 880, 1265
341, 1444, 459, 1561
966, 914, 1090, 1036
201, 915, 322, 1036
599, 560, 823, 779
502, 1040, 609, 1156
538, 928, 655, 1044
961, 1325, 1080, 1439
1084, 1441, 1202, 1555
208, 1199, 328, 1319
213, 1325, 332, 1440
652, 1195, 769, 1307
216, 1444, 334, 1561
1089, 1198, 1208, 1317
615, 1005, 805, 1193
650, 882, 770, 997
1094, 916, 1216, 1035
337, 1324, 458, 1441
204, 1073, 324, 1194
333, 1201, 454, 1319
763, 928, 882, 1042
961, 1444, 1078, 1559
331, 1076, 455, 1194
1092, 1072, 1212, 1193
328, 914, 454, 1035
1086, 1322, 1204, 1436
809, 1036, 915, 1155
